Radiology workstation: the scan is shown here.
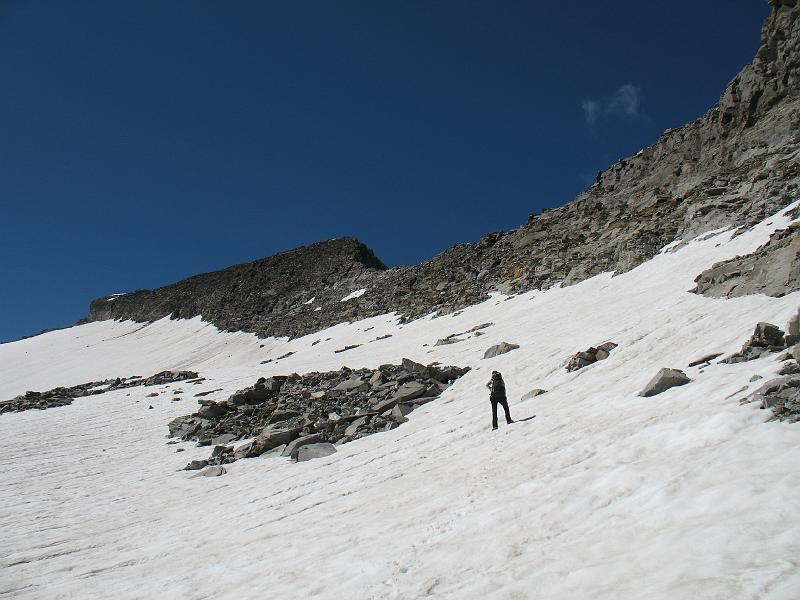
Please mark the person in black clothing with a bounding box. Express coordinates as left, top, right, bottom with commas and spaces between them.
486, 370, 513, 430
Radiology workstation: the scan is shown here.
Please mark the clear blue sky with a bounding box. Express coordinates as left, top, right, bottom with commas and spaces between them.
0, 1, 770, 341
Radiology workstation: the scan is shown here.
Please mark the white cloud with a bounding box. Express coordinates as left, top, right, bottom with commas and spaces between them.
581, 84, 642, 130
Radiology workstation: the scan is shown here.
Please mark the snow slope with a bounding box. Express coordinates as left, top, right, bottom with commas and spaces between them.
2, 204, 800, 599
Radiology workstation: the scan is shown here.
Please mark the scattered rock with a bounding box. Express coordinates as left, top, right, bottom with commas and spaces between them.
639, 368, 691, 397
566, 342, 618, 372
723, 322, 788, 363
750, 374, 764, 382
170, 360, 470, 467
747, 375, 800, 422
0, 370, 200, 415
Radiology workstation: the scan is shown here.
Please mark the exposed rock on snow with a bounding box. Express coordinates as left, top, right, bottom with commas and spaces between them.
191, 465, 227, 477
747, 375, 800, 422
0, 371, 200, 415
722, 321, 787, 363
566, 342, 618, 372
639, 368, 691, 397
483, 342, 520, 359
520, 388, 548, 401
692, 223, 800, 298
168, 360, 470, 466
296, 443, 337, 462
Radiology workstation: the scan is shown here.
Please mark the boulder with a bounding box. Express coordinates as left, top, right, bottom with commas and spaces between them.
184, 460, 209, 471
520, 388, 547, 401
197, 402, 230, 418
391, 381, 428, 403
344, 416, 368, 437
639, 368, 691, 397
389, 403, 414, 423
401, 358, 430, 377
282, 433, 326, 459
750, 322, 785, 348
334, 377, 369, 392
566, 342, 618, 371
268, 409, 301, 424
483, 342, 520, 359
296, 443, 337, 462
245, 386, 271, 403
211, 433, 236, 446
191, 465, 227, 477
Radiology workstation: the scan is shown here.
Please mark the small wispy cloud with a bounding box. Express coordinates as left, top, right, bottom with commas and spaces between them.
581, 84, 642, 130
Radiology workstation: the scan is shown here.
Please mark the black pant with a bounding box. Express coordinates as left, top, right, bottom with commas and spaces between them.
491, 396, 512, 428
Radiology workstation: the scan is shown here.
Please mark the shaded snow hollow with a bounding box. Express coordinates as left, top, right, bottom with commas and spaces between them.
1, 203, 800, 599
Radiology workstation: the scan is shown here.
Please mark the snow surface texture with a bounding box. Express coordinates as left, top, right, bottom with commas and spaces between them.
2, 204, 800, 599
341, 288, 367, 302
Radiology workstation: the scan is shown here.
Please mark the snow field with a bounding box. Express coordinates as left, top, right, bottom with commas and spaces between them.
1, 202, 799, 599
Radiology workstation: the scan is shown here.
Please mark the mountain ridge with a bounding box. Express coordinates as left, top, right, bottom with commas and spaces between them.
86, 2, 800, 339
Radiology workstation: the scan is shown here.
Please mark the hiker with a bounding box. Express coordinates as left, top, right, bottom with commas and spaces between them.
486, 370, 513, 430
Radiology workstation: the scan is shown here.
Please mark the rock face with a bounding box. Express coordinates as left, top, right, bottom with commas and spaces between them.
639, 368, 691, 397
0, 371, 200, 415
692, 222, 800, 298
170, 360, 470, 467
83, 5, 800, 340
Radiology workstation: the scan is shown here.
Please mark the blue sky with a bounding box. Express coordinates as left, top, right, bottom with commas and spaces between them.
0, 1, 770, 341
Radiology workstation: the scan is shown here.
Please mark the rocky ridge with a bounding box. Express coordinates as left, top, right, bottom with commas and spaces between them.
86, 3, 800, 339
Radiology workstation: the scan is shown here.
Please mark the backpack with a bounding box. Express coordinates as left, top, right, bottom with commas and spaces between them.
491, 373, 505, 397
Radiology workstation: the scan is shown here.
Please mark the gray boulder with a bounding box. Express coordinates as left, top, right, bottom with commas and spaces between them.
334, 377, 369, 392
344, 416, 368, 437
520, 388, 547, 401
296, 443, 337, 462
639, 368, 691, 397
483, 342, 520, 359
392, 381, 428, 403
282, 433, 326, 459
192, 465, 227, 477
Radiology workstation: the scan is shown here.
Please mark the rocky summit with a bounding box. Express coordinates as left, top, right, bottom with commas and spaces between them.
83, 3, 800, 340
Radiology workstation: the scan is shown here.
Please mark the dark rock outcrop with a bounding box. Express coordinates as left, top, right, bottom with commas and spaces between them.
85, 5, 800, 339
